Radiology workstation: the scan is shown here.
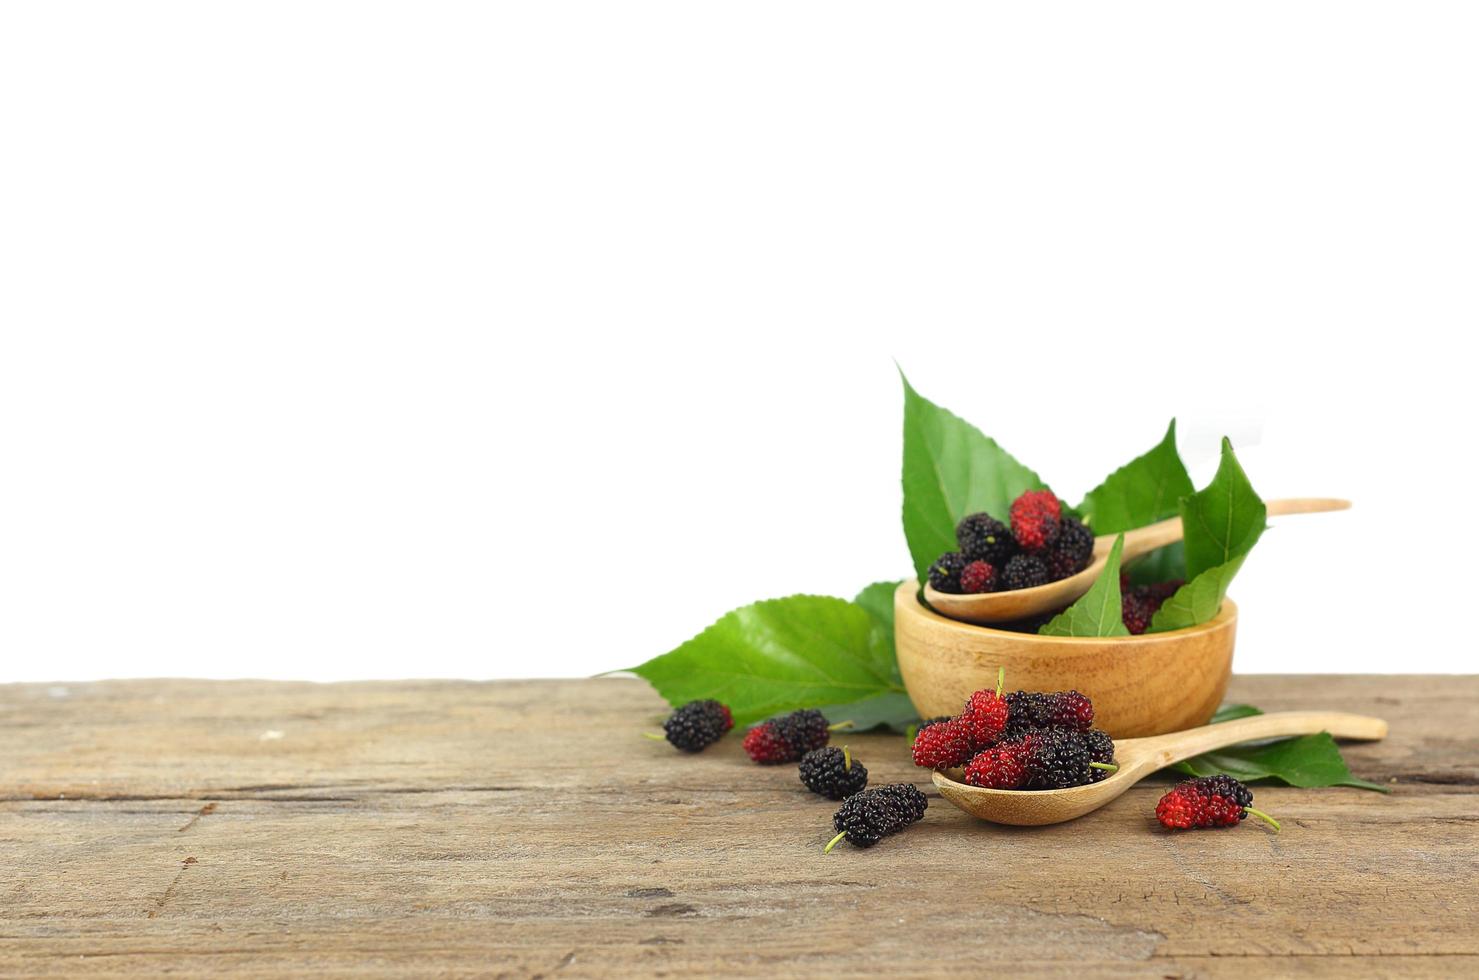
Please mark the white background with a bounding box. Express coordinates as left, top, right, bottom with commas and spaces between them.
2, 3, 1475, 682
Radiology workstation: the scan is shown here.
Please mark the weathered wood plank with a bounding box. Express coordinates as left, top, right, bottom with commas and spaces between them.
1, 676, 1475, 977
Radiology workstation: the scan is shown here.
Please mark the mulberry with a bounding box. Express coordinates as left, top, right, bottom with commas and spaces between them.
1009, 490, 1062, 551
956, 513, 1017, 565
799, 745, 869, 799
652, 699, 733, 752
928, 552, 971, 594
1001, 554, 1050, 591
825, 784, 927, 851
911, 718, 975, 770
743, 709, 843, 764
1155, 776, 1279, 831
959, 560, 998, 594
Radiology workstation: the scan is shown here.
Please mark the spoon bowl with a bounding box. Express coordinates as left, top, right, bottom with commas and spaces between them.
932, 710, 1388, 825
925, 497, 1351, 625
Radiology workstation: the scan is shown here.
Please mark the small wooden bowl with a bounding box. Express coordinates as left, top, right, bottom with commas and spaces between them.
894, 580, 1237, 738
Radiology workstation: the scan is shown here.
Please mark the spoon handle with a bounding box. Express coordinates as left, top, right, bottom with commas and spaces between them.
1105, 497, 1353, 561
1130, 710, 1388, 770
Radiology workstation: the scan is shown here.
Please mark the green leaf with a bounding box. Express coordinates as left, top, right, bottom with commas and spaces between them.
814, 691, 920, 734
1174, 702, 1387, 792
1079, 420, 1193, 534
1081, 420, 1193, 587
1174, 733, 1388, 792
1148, 438, 1266, 632
1147, 555, 1246, 631
630, 595, 904, 726
852, 580, 903, 684
1039, 535, 1130, 637
900, 371, 1049, 582
1181, 437, 1267, 580
1209, 703, 1263, 723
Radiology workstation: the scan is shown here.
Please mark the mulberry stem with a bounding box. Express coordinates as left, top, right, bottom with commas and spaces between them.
640, 733, 665, 741
996, 665, 1004, 697
843, 745, 852, 771
827, 720, 854, 732
1244, 806, 1281, 832
824, 831, 847, 853
1089, 762, 1118, 773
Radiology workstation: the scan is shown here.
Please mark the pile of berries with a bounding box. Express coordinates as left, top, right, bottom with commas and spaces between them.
912, 670, 1117, 790
1156, 776, 1280, 832
1121, 577, 1185, 634
929, 490, 1094, 595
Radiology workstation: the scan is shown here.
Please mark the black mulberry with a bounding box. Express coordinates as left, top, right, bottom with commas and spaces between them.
956, 513, 1017, 565
799, 746, 868, 799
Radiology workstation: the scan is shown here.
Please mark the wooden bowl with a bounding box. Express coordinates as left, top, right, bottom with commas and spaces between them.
894, 580, 1237, 738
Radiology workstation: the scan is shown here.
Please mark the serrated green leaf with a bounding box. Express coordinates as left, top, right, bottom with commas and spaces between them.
900, 372, 1049, 582
1148, 438, 1266, 632
1039, 535, 1130, 637
1081, 420, 1193, 588
1174, 733, 1388, 792
1080, 420, 1194, 534
630, 595, 904, 725
1182, 437, 1267, 580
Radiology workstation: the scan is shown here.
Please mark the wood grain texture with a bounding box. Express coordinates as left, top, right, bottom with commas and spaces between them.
897, 582, 1235, 737
1, 675, 1475, 978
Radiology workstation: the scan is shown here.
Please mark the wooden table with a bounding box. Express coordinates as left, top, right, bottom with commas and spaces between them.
1, 676, 1475, 977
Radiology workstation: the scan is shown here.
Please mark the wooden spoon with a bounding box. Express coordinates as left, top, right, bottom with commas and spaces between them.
933, 710, 1388, 826
925, 497, 1351, 625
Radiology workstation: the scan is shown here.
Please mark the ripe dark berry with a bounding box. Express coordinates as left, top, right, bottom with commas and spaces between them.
799, 746, 869, 800
960, 687, 1009, 748
928, 551, 970, 593
1021, 727, 1093, 789
1121, 580, 1185, 634
956, 513, 1016, 565
1004, 690, 1095, 734
1009, 490, 1062, 552
656, 699, 733, 752
959, 560, 998, 594
1001, 553, 1050, 591
826, 783, 927, 851
1045, 691, 1094, 731
911, 717, 974, 770
1083, 729, 1116, 781
963, 744, 1027, 789
1156, 776, 1279, 831
743, 709, 838, 764
1044, 516, 1094, 580
875, 782, 929, 824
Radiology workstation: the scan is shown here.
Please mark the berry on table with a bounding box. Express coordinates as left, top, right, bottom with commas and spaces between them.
825, 783, 928, 851
799, 745, 869, 800
959, 560, 998, 594
646, 699, 733, 752
1001, 553, 1050, 591
1156, 776, 1279, 831
1009, 490, 1062, 552
928, 551, 971, 593
743, 709, 850, 764
956, 513, 1017, 565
